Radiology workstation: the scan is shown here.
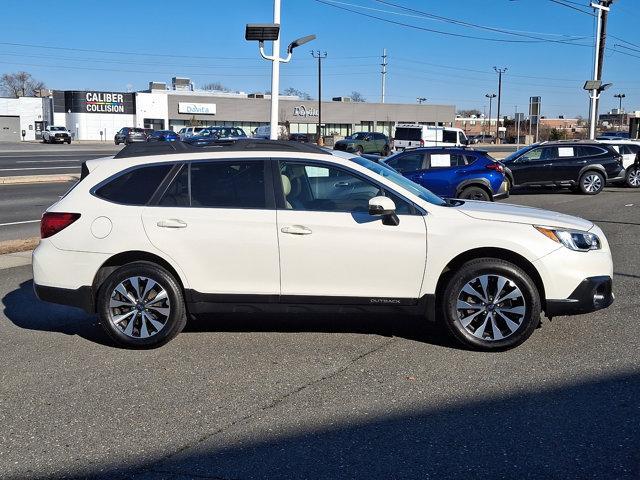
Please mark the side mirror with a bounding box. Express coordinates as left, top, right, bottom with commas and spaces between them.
369, 196, 399, 226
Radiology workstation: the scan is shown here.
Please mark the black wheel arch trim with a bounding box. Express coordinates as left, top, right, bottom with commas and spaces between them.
455, 178, 493, 197
578, 164, 607, 179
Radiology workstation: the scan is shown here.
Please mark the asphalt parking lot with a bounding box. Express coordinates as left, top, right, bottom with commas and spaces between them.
0, 185, 638, 479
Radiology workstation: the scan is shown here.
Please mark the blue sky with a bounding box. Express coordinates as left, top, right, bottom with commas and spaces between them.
1, 0, 638, 117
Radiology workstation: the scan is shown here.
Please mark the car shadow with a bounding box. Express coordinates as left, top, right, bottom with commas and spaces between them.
1, 280, 112, 346
2, 281, 459, 350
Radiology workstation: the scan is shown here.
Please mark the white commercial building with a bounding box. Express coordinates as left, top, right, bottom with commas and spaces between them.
0, 97, 50, 141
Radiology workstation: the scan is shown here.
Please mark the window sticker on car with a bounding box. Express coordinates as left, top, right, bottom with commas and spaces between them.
305, 166, 330, 177
431, 154, 452, 167
558, 147, 574, 157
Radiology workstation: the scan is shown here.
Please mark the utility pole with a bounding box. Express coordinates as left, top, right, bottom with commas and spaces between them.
311, 50, 327, 144
494, 67, 507, 143
614, 93, 625, 129
381, 48, 387, 103
589, 0, 614, 139
485, 93, 496, 138
269, 0, 282, 140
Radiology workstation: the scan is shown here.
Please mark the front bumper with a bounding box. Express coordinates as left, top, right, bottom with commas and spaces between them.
545, 276, 614, 317
493, 179, 510, 200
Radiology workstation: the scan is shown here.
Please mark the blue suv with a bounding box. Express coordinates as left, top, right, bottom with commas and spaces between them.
380, 147, 509, 201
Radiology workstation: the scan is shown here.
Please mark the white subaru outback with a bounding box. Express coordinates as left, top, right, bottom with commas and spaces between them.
33, 141, 614, 350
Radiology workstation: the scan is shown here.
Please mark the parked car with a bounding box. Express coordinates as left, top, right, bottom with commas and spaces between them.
253, 125, 289, 140
42, 126, 71, 144
626, 152, 640, 188
289, 133, 313, 143
469, 134, 495, 145
183, 127, 247, 146
177, 126, 208, 141
381, 147, 508, 201
33, 140, 614, 351
114, 127, 147, 145
392, 125, 469, 152
147, 130, 180, 142
597, 140, 640, 187
501, 141, 625, 195
596, 131, 630, 140
334, 132, 390, 155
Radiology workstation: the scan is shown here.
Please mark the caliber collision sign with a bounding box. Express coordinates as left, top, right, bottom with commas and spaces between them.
52, 90, 135, 115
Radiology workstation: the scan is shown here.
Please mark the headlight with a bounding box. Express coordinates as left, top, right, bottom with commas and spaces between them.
534, 226, 601, 252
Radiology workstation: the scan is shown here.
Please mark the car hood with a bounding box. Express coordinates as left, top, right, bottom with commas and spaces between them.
455, 200, 594, 231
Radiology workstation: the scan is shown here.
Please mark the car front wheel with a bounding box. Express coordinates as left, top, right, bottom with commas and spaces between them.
579, 171, 605, 195
625, 166, 640, 188
97, 262, 186, 349
441, 258, 541, 351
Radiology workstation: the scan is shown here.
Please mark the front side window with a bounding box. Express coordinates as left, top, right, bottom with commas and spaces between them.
190, 161, 266, 209
385, 152, 425, 173
443, 130, 458, 143
95, 164, 173, 205
519, 148, 543, 162
280, 161, 412, 214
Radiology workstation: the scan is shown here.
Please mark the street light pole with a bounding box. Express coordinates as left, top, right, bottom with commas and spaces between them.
485, 93, 496, 138
494, 67, 507, 143
614, 93, 625, 129
311, 50, 327, 144
268, 0, 282, 140
588, 0, 614, 139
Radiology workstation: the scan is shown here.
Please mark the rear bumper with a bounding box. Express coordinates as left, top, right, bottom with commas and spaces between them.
34, 283, 93, 313
545, 276, 614, 317
607, 168, 626, 182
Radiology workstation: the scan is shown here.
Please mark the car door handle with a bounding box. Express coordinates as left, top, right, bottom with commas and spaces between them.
157, 219, 187, 229
333, 181, 351, 187
281, 225, 312, 235
542, 163, 553, 167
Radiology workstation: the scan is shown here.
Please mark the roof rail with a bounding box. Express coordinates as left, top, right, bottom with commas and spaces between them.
114, 139, 332, 159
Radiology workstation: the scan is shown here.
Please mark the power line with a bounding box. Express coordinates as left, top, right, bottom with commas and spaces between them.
375, 0, 591, 44
313, 0, 589, 44
548, 0, 595, 16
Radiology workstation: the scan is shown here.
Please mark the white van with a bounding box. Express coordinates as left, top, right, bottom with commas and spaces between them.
253, 125, 289, 140
392, 124, 469, 152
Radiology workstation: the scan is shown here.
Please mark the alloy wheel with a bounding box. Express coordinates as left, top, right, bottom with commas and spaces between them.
456, 274, 527, 341
108, 276, 171, 339
582, 174, 602, 193
628, 168, 640, 188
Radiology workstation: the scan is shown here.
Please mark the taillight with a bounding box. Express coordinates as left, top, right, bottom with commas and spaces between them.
486, 162, 505, 173
419, 139, 425, 147
41, 212, 81, 239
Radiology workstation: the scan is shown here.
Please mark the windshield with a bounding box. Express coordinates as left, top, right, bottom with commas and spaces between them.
351, 156, 446, 206
503, 145, 535, 162
50, 126, 66, 131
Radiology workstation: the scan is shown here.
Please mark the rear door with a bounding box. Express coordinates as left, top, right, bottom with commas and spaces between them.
393, 127, 421, 150
142, 159, 280, 297
620, 144, 639, 169
417, 151, 467, 197
547, 146, 578, 182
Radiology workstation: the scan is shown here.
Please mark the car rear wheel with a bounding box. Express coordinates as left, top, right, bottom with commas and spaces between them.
459, 186, 491, 201
625, 166, 640, 188
441, 258, 541, 351
579, 171, 605, 195
382, 145, 390, 156
355, 145, 364, 155
97, 262, 186, 349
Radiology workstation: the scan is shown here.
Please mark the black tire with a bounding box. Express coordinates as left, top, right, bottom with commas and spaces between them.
459, 186, 492, 201
579, 170, 605, 195
97, 261, 186, 349
441, 258, 541, 351
382, 145, 390, 156
114, 140, 120, 145
66, 140, 71, 144
355, 145, 364, 155
625, 165, 640, 188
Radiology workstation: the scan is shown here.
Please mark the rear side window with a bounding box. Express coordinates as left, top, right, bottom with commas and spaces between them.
395, 128, 421, 141
621, 145, 639, 155
190, 161, 266, 209
576, 146, 607, 157
95, 164, 172, 205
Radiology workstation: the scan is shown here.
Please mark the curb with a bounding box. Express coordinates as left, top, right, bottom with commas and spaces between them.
0, 174, 79, 185
0, 250, 33, 270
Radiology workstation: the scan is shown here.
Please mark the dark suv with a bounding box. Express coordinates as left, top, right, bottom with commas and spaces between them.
114, 127, 148, 145
334, 132, 390, 156
502, 141, 624, 195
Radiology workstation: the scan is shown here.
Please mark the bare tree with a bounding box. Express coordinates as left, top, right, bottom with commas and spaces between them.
283, 87, 312, 100
0, 71, 46, 97
351, 91, 366, 102
458, 109, 482, 117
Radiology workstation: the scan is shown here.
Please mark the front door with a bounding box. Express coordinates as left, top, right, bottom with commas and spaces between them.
142, 160, 280, 297
276, 159, 427, 301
